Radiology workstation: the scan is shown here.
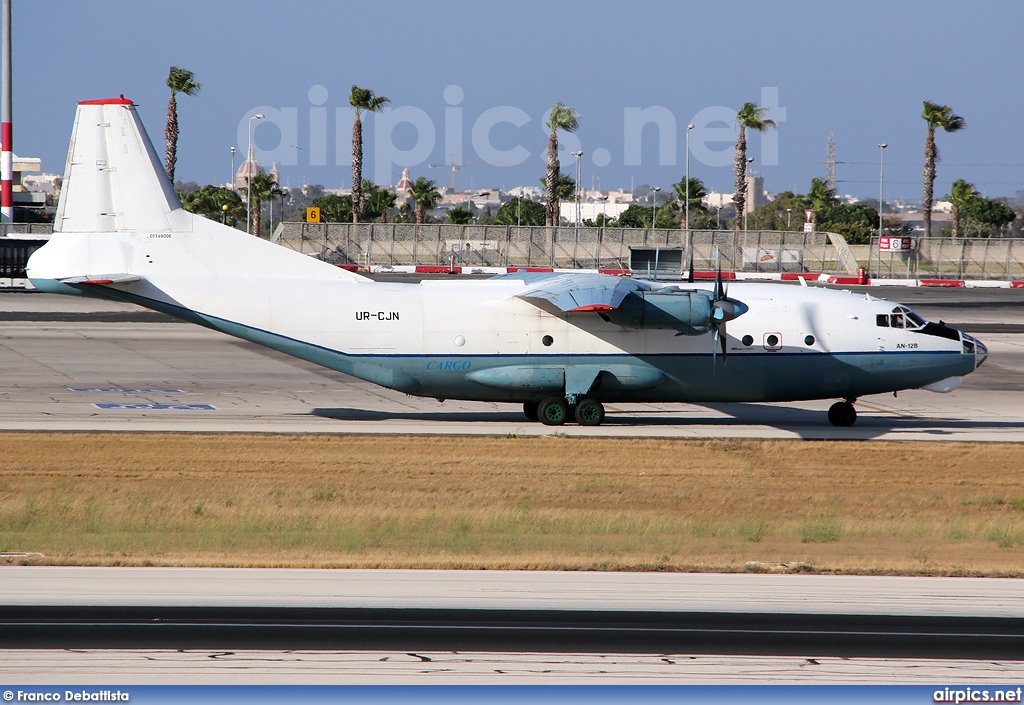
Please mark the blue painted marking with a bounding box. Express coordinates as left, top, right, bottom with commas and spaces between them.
70, 388, 184, 393
93, 403, 216, 410
426, 360, 473, 371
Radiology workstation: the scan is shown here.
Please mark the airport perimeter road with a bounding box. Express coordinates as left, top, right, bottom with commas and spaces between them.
3, 568, 1024, 683
0, 289, 1022, 440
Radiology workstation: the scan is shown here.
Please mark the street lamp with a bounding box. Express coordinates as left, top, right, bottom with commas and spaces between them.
571, 151, 583, 226
221, 204, 229, 225
246, 113, 264, 235
787, 208, 792, 228
684, 124, 694, 235
878, 143, 887, 241
230, 147, 236, 190
744, 157, 754, 231
650, 186, 661, 230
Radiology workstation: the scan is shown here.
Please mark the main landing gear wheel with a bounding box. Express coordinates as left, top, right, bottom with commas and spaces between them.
523, 401, 539, 422
827, 401, 857, 427
574, 397, 605, 426
538, 397, 569, 426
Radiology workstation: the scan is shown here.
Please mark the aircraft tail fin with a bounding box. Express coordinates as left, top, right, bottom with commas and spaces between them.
54, 97, 182, 234
31, 96, 369, 287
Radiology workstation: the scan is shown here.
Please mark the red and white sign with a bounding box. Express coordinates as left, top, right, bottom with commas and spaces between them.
879, 236, 912, 251
804, 209, 814, 223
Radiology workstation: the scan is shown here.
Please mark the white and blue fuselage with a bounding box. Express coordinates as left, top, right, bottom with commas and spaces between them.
26, 98, 986, 426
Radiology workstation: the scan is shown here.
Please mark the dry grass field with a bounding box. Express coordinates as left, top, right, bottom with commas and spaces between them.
1, 433, 1023, 575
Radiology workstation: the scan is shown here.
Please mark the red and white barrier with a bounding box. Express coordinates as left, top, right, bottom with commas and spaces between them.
358, 264, 1024, 289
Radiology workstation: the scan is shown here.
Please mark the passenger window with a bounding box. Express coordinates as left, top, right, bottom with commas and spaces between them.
876, 314, 889, 327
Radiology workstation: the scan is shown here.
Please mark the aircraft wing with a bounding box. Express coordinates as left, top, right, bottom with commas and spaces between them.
513, 273, 648, 312
57, 274, 143, 285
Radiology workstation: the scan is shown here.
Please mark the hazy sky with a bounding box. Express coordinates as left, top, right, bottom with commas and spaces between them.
12, 0, 1024, 201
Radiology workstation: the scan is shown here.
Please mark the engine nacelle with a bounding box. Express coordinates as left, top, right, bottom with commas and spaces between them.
607, 291, 713, 335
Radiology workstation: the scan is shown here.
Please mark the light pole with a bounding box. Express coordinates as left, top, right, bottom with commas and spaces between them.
684, 124, 694, 235
221, 204, 229, 225
787, 208, 792, 228
744, 157, 754, 231
878, 143, 887, 241
230, 147, 236, 190
650, 186, 661, 231
246, 113, 264, 235
571, 150, 583, 226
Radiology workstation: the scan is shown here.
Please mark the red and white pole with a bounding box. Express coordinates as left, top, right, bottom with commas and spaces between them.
1, 0, 12, 223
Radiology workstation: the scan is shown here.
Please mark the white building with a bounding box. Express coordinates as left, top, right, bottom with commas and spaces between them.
559, 201, 630, 224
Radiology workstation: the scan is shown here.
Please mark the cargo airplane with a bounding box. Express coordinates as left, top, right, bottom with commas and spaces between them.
27, 98, 988, 427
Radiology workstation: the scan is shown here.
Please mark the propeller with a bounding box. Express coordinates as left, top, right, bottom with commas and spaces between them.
709, 248, 748, 366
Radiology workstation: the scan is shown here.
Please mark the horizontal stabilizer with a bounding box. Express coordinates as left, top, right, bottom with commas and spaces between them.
57, 273, 143, 285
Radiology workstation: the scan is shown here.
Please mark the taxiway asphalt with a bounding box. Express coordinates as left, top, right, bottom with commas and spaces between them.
3, 568, 1024, 683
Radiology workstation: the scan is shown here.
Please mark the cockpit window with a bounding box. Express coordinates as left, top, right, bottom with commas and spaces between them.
884, 306, 926, 331
905, 310, 927, 328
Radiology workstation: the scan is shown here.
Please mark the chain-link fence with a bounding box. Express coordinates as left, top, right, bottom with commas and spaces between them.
7, 221, 1023, 281
870, 236, 1024, 280
273, 223, 852, 274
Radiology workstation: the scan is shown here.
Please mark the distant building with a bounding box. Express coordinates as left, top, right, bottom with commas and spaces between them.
507, 185, 542, 200
8, 155, 46, 207
395, 167, 413, 192
605, 189, 633, 204
744, 175, 766, 215
21, 171, 60, 195
560, 201, 630, 224
235, 146, 262, 190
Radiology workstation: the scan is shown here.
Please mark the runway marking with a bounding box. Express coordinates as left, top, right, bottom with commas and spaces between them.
93, 403, 216, 411
71, 388, 184, 393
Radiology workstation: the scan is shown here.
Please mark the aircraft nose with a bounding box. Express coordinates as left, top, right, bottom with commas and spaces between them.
963, 333, 988, 369
975, 338, 988, 368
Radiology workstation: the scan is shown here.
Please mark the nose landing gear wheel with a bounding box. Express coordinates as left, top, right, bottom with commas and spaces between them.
538, 397, 569, 426
574, 398, 605, 426
827, 401, 857, 427
523, 401, 539, 422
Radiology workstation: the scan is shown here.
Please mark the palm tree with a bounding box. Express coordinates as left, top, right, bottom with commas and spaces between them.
732, 102, 776, 231
447, 206, 473, 225
164, 66, 201, 183
350, 86, 390, 223
544, 103, 580, 226
242, 170, 284, 237
180, 185, 244, 227
409, 177, 441, 224
922, 100, 966, 238
807, 177, 837, 228
366, 188, 397, 223
539, 173, 576, 218
947, 178, 979, 238
673, 177, 709, 221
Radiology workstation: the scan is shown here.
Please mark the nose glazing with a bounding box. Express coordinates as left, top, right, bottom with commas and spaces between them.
974, 338, 988, 368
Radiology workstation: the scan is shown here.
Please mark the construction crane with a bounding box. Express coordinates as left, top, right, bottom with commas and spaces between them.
427, 155, 495, 191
